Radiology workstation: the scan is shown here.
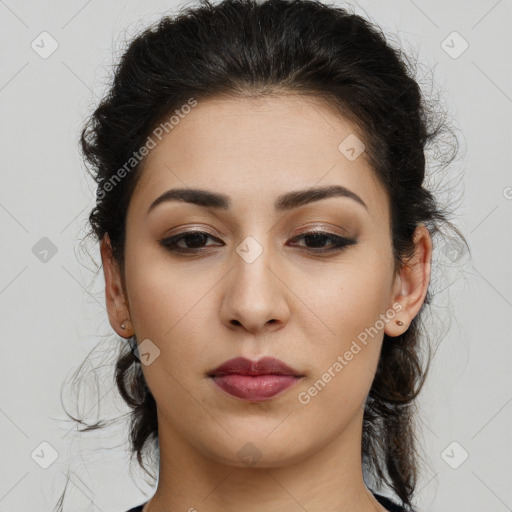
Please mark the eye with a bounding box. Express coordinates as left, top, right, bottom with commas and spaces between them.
159, 230, 222, 253
287, 230, 357, 253
159, 229, 357, 254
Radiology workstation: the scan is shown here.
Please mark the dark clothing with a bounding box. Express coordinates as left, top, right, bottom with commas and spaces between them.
125, 492, 409, 511
374, 492, 410, 511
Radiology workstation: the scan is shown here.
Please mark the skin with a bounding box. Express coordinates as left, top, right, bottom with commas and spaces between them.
101, 94, 432, 512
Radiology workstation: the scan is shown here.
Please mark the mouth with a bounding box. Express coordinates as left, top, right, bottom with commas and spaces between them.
207, 356, 304, 402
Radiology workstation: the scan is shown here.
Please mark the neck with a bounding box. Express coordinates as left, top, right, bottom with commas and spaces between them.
144, 408, 388, 512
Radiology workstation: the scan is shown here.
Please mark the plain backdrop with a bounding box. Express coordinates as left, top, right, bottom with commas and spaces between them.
0, 0, 511, 511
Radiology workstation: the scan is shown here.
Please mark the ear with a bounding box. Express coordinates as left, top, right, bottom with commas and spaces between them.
100, 233, 134, 338
384, 225, 432, 338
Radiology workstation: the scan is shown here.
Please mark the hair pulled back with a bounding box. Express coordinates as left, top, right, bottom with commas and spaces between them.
59, 1, 467, 510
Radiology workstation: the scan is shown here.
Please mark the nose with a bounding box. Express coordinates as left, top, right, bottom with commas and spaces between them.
219, 236, 290, 334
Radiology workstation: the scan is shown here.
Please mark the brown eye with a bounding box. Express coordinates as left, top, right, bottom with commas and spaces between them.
288, 230, 357, 252
159, 229, 357, 255
160, 231, 222, 253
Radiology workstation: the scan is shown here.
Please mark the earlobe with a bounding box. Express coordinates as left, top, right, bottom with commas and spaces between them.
120, 318, 135, 337
100, 233, 133, 338
385, 302, 409, 337
384, 225, 432, 338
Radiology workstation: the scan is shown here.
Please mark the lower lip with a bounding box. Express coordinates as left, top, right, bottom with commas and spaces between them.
210, 374, 301, 401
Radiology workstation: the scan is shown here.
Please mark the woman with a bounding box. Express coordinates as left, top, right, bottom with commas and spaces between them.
58, 0, 466, 510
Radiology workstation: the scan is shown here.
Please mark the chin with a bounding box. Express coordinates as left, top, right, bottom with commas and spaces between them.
199, 433, 312, 469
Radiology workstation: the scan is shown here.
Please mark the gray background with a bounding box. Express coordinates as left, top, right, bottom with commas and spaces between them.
0, 0, 511, 511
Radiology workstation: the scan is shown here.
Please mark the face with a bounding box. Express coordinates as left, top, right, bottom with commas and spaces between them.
103, 94, 429, 468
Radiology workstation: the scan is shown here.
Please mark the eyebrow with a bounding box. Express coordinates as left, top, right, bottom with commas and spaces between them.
147, 184, 368, 216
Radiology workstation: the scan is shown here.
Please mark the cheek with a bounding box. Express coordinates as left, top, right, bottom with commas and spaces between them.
127, 260, 210, 402
125, 247, 211, 358
300, 274, 388, 414
301, 248, 393, 384
307, 251, 393, 331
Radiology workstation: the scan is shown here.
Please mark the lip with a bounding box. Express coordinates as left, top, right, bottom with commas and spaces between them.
208, 356, 304, 402
208, 356, 302, 377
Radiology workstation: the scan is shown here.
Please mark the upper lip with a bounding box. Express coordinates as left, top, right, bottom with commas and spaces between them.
208, 356, 303, 377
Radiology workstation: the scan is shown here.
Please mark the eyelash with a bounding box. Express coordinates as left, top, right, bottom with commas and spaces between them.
159, 229, 357, 254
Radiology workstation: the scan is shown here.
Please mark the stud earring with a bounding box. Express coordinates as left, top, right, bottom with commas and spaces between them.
396, 320, 404, 326
120, 320, 134, 337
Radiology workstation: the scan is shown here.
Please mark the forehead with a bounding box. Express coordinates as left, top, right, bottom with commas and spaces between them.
128, 94, 389, 222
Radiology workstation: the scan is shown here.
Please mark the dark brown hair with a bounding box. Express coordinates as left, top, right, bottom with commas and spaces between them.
56, 0, 467, 509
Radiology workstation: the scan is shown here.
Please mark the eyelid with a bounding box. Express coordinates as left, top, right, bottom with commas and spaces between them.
164, 224, 222, 239
165, 222, 351, 242
286, 222, 350, 240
